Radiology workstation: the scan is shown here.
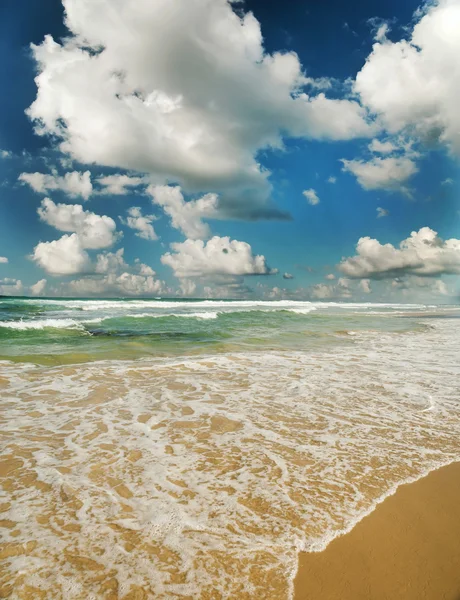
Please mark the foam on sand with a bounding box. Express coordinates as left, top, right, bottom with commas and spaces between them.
1, 318, 460, 598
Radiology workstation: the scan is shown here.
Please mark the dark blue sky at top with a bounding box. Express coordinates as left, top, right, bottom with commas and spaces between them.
0, 0, 458, 295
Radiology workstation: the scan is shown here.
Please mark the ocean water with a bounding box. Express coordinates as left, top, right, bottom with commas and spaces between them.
1, 297, 460, 599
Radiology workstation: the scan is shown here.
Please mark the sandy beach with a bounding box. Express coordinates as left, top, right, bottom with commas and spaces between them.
295, 461, 460, 600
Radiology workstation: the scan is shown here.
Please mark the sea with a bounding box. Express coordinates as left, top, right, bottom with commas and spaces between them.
1, 297, 460, 599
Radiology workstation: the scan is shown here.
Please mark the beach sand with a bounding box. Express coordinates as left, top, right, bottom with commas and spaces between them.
294, 461, 460, 600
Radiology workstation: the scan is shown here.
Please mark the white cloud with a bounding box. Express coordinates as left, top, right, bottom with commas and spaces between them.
30, 279, 47, 296
27, 0, 373, 220
303, 188, 320, 205
309, 277, 352, 300
283, 272, 294, 280
376, 207, 390, 218
161, 235, 272, 279
96, 174, 146, 195
52, 247, 165, 296
0, 279, 23, 296
1, 150, 12, 159
0, 256, 8, 264
373, 22, 390, 43
325, 273, 336, 280
179, 279, 197, 296
355, 0, 460, 155
19, 170, 92, 200
137, 263, 156, 277
327, 176, 337, 184
32, 233, 91, 276
368, 139, 397, 154
339, 227, 460, 279
121, 207, 158, 241
148, 185, 218, 239
359, 278, 372, 293
391, 276, 450, 298
95, 249, 128, 274
38, 198, 118, 249
65, 272, 165, 297
341, 156, 418, 193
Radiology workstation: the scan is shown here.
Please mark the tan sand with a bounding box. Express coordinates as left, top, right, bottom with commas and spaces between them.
295, 461, 460, 600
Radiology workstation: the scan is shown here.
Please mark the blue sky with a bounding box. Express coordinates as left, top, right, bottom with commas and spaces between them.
0, 0, 459, 300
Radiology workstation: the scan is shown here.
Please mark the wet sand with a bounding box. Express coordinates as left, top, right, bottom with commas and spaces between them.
294, 461, 460, 600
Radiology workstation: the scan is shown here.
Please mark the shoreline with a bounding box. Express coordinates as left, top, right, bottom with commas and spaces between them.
294, 461, 460, 600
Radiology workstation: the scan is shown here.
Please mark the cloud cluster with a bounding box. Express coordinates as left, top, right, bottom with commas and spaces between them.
32, 199, 121, 276
148, 185, 218, 239
161, 236, 272, 279
27, 0, 373, 220
65, 272, 165, 297
32, 233, 90, 276
341, 156, 417, 193
0, 278, 24, 296
38, 198, 118, 249
355, 0, 460, 155
96, 174, 146, 195
30, 278, 47, 296
121, 207, 158, 241
339, 227, 460, 279
302, 188, 320, 205
19, 171, 92, 200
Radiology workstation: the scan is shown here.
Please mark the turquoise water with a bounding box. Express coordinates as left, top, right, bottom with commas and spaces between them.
0, 296, 444, 365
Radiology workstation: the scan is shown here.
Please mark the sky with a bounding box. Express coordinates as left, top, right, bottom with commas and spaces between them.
0, 0, 459, 301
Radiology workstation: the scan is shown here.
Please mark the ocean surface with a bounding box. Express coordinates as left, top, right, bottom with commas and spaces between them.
1, 297, 460, 599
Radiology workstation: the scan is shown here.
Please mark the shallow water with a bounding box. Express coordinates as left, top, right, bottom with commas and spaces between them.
1, 299, 460, 598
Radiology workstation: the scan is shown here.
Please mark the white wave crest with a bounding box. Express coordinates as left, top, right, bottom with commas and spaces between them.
0, 318, 85, 331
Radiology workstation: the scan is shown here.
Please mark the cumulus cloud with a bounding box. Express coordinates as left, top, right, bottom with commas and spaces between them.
341, 156, 418, 193
283, 272, 294, 279
96, 174, 146, 195
136, 262, 156, 277
65, 273, 165, 297
121, 207, 158, 241
32, 233, 91, 276
19, 170, 92, 200
30, 278, 47, 296
303, 188, 320, 205
26, 0, 373, 220
53, 248, 165, 296
355, 0, 460, 155
0, 256, 8, 264
179, 279, 197, 296
38, 198, 118, 249
359, 278, 372, 293
327, 176, 337, 184
148, 185, 218, 239
338, 227, 460, 279
325, 273, 336, 280
161, 235, 272, 279
309, 277, 352, 299
368, 139, 397, 154
376, 207, 389, 218
95, 249, 128, 274
391, 275, 449, 296
0, 279, 23, 296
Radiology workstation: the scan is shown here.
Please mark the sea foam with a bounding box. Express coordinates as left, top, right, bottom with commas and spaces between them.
1, 317, 460, 598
